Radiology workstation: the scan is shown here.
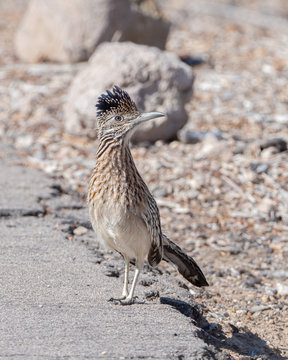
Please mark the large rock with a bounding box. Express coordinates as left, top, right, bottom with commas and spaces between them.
64, 42, 194, 143
15, 0, 169, 63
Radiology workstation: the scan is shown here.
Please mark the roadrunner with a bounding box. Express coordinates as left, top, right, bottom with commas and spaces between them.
88, 86, 208, 304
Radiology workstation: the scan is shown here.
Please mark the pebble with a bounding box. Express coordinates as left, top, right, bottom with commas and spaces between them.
250, 162, 269, 174
152, 187, 169, 198
32, 149, 46, 160
189, 289, 196, 296
276, 283, 288, 296
260, 147, 277, 160
261, 270, 288, 279
139, 278, 156, 287
273, 114, 288, 124
230, 268, 241, 278
257, 198, 276, 214
250, 305, 271, 314
235, 310, 247, 316
194, 135, 230, 159
73, 226, 88, 236
244, 278, 261, 288
144, 289, 159, 299
264, 286, 277, 296
178, 129, 223, 144
43, 163, 58, 174
15, 134, 34, 149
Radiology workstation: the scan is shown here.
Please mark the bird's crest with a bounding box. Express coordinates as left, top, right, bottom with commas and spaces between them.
96, 85, 138, 120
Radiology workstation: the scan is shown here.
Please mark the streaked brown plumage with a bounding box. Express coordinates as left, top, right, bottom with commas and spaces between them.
88, 86, 208, 304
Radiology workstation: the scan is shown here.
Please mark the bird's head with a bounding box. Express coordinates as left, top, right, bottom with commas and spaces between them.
96, 85, 165, 141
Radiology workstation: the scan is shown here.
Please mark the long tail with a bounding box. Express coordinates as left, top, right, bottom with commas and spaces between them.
162, 234, 208, 287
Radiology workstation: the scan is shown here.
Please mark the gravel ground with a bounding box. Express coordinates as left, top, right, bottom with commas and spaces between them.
0, 1, 287, 359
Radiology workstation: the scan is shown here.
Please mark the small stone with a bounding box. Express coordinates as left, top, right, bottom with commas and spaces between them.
261, 147, 278, 160
230, 268, 240, 278
263, 270, 288, 279
244, 278, 261, 288
33, 149, 46, 160
178, 129, 223, 144
153, 187, 169, 198
250, 162, 269, 174
15, 134, 34, 149
194, 135, 231, 159
257, 198, 276, 215
189, 289, 196, 296
273, 114, 288, 124
276, 283, 288, 296
139, 278, 156, 287
73, 226, 88, 236
145, 289, 159, 299
250, 305, 271, 314
262, 64, 276, 75
43, 163, 58, 174
264, 286, 277, 296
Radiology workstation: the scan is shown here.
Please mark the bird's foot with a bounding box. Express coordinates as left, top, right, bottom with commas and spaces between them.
108, 295, 126, 304
108, 296, 138, 305
119, 296, 137, 305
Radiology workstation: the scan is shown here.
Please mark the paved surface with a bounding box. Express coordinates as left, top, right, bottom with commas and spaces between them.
0, 144, 223, 359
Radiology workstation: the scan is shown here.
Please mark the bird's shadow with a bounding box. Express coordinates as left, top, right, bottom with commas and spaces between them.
160, 296, 285, 360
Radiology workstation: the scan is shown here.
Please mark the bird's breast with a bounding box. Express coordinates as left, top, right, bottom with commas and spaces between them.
88, 165, 143, 210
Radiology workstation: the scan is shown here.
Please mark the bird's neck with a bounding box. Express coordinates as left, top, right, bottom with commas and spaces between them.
95, 134, 137, 176
89, 134, 148, 207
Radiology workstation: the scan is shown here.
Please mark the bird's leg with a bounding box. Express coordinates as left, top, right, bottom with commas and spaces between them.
120, 266, 140, 305
109, 258, 129, 303
121, 259, 129, 299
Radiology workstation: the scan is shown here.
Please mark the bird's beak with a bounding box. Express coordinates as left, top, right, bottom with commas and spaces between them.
132, 111, 165, 125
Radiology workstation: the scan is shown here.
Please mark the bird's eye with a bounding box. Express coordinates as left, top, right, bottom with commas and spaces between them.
114, 115, 123, 121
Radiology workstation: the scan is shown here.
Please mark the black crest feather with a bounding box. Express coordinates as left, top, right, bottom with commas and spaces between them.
96, 85, 137, 118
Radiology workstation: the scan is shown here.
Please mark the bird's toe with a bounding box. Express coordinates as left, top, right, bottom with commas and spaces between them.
108, 295, 128, 304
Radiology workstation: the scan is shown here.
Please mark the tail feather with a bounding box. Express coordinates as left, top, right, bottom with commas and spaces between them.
162, 235, 208, 287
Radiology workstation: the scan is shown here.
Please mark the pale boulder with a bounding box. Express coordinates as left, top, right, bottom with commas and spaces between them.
64, 42, 194, 142
15, 0, 169, 63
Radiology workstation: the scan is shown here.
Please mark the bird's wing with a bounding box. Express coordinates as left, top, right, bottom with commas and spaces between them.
141, 195, 163, 267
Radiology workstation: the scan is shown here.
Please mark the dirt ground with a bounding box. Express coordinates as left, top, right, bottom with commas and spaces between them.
0, 1, 287, 359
